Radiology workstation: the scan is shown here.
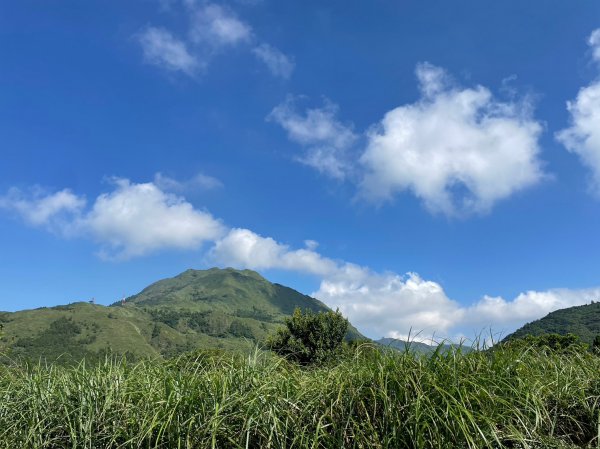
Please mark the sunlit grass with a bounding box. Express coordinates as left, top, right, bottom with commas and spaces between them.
0, 343, 599, 448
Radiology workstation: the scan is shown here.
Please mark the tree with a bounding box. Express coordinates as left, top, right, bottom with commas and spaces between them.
267, 308, 348, 365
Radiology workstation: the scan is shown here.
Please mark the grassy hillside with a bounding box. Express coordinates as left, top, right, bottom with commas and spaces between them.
0, 268, 364, 362
505, 301, 600, 344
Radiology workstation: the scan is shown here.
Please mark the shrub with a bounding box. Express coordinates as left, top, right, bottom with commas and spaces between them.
503, 333, 588, 353
267, 308, 348, 365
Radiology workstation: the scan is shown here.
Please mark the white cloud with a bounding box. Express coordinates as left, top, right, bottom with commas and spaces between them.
252, 43, 295, 79
463, 288, 600, 333
139, 3, 290, 78
211, 228, 338, 276
268, 97, 358, 179
154, 172, 223, 192
270, 64, 545, 215
0, 179, 225, 260
314, 270, 463, 339
189, 4, 252, 47
138, 27, 200, 75
0, 187, 85, 231
415, 62, 447, 97
360, 63, 545, 216
314, 272, 598, 342
556, 29, 600, 196
81, 178, 225, 259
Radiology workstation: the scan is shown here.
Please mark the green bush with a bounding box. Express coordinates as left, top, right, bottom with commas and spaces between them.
503, 333, 588, 353
267, 308, 348, 365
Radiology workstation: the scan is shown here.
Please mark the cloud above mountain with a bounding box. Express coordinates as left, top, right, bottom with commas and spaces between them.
1, 175, 597, 340
270, 63, 546, 216
210, 226, 597, 341
0, 177, 225, 259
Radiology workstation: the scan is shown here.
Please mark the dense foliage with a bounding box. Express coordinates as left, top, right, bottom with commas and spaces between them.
508, 301, 600, 344
1, 342, 600, 448
502, 333, 589, 353
267, 308, 349, 365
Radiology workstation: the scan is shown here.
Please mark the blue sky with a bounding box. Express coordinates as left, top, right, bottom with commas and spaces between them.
1, 0, 600, 341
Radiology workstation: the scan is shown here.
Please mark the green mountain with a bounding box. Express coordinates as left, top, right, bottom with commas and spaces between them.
376, 338, 473, 354
0, 268, 364, 363
505, 301, 600, 344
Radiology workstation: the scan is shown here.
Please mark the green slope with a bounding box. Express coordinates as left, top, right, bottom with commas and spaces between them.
0, 268, 364, 362
505, 301, 600, 344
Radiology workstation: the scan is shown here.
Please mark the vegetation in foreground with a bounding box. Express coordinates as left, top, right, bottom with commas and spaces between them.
1, 341, 600, 448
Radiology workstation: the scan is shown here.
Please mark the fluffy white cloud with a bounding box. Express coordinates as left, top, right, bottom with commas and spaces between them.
268, 97, 358, 179
463, 288, 600, 333
81, 178, 225, 259
556, 29, 600, 196
138, 27, 200, 75
0, 187, 85, 231
314, 270, 463, 340
270, 63, 545, 215
211, 228, 338, 276
360, 63, 545, 215
189, 4, 252, 47
252, 44, 295, 79
0, 179, 224, 260
315, 272, 598, 342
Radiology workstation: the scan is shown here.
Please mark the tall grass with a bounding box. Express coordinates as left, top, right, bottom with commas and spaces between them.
1, 344, 599, 448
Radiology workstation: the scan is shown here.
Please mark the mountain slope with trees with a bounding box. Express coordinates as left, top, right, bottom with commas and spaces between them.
505, 301, 600, 344
0, 268, 363, 362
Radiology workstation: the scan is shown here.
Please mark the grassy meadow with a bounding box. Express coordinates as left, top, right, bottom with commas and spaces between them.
1, 343, 599, 448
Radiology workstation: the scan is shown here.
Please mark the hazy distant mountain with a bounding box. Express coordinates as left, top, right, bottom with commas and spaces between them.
505, 301, 600, 344
0, 268, 364, 363
376, 338, 473, 354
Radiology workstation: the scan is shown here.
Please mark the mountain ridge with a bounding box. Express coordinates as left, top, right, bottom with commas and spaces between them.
376, 337, 473, 354
504, 301, 600, 344
0, 268, 364, 363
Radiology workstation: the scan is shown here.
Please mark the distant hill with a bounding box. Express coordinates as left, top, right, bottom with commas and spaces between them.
376, 338, 473, 354
0, 268, 364, 363
505, 301, 600, 344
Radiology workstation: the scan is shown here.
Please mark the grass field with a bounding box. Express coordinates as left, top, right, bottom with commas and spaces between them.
1, 343, 599, 448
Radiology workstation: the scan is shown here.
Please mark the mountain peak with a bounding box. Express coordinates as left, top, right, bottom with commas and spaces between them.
177, 267, 266, 281
0, 268, 364, 363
